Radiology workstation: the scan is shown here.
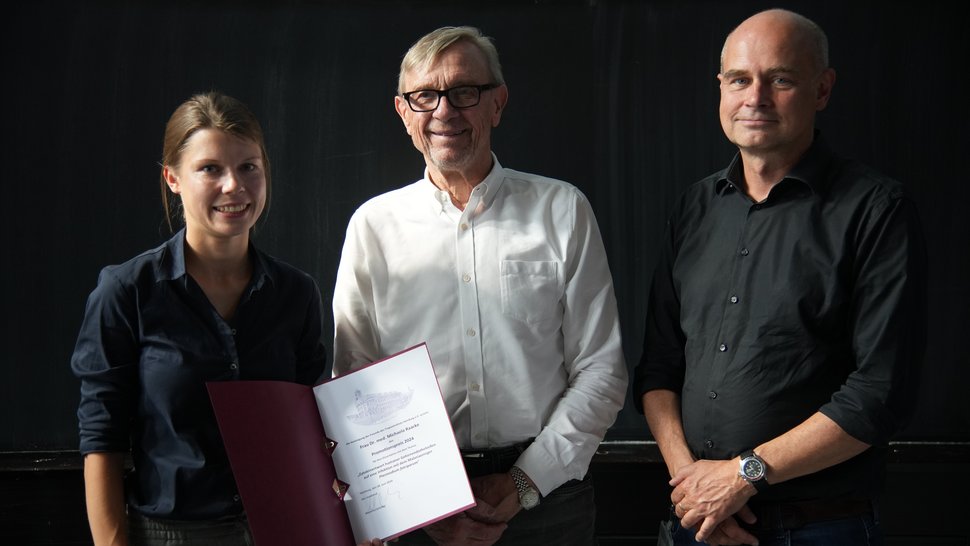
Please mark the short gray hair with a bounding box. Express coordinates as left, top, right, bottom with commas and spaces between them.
398, 26, 504, 94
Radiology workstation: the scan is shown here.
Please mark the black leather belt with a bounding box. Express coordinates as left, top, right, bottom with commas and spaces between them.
460, 439, 533, 478
747, 498, 874, 530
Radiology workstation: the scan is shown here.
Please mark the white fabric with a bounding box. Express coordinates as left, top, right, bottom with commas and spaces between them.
332, 157, 627, 495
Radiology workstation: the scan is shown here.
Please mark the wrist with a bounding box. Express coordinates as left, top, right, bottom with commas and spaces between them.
509, 466, 540, 510
737, 449, 770, 493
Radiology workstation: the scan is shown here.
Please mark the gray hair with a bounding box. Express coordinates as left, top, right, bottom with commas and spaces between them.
398, 26, 504, 94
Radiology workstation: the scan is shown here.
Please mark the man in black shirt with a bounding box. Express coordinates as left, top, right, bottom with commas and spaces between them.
633, 8, 926, 546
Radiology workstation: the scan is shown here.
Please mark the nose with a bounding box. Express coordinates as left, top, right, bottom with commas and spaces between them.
744, 79, 771, 107
432, 94, 459, 121
222, 171, 241, 193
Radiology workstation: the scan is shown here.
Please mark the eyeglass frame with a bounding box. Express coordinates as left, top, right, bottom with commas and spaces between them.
400, 83, 501, 113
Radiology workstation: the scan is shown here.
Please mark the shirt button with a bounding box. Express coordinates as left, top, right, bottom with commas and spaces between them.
705, 440, 714, 448
467, 328, 476, 337
460, 223, 469, 231
470, 382, 480, 392
753, 204, 762, 210
740, 248, 749, 256
708, 391, 717, 399
719, 343, 727, 352
730, 295, 739, 304
230, 361, 239, 370
230, 329, 237, 335
233, 494, 240, 502
462, 274, 472, 283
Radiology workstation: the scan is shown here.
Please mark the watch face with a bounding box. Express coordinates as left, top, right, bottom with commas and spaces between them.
742, 458, 765, 480
521, 489, 540, 509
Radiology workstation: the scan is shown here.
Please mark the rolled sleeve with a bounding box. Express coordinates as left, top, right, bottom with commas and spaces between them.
295, 278, 328, 386
72, 269, 139, 454
820, 195, 927, 445
632, 215, 687, 413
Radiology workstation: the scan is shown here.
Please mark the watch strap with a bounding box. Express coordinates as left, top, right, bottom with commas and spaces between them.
510, 465, 540, 509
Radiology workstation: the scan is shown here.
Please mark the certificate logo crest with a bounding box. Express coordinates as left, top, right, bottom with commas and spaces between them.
346, 388, 414, 425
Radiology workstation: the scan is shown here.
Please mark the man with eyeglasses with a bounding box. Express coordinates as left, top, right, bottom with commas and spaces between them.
332, 26, 626, 546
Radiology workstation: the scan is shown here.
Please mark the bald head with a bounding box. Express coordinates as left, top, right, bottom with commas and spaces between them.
721, 9, 829, 75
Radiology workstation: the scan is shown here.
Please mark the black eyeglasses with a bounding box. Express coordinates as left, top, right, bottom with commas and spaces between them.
401, 83, 500, 112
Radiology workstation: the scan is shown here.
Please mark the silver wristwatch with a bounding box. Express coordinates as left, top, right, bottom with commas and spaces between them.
510, 465, 540, 510
738, 449, 769, 492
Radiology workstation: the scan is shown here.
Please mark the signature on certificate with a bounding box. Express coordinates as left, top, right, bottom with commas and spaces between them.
363, 482, 403, 514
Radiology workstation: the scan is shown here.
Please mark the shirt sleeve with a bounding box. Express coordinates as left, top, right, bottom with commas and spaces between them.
71, 268, 139, 454
515, 191, 628, 495
332, 209, 383, 376
632, 209, 688, 413
296, 277, 328, 386
819, 194, 927, 445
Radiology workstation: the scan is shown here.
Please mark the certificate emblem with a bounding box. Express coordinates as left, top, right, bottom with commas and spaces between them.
346, 388, 415, 425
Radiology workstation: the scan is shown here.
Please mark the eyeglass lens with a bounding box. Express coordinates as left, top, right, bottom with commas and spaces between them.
408, 86, 483, 111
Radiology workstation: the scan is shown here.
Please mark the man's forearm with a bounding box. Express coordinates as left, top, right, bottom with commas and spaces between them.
755, 411, 870, 486
642, 389, 695, 477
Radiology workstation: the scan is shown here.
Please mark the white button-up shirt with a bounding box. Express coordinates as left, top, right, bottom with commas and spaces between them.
332, 157, 627, 494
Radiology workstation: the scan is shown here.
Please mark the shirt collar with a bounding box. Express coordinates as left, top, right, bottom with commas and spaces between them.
424, 153, 507, 215
155, 228, 273, 290
715, 131, 835, 197
157, 229, 189, 282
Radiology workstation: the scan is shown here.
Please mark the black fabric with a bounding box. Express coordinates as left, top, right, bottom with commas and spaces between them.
460, 440, 534, 478
633, 134, 927, 502
745, 498, 874, 530
72, 230, 327, 519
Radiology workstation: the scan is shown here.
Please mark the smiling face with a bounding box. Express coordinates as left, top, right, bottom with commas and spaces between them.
163, 128, 266, 247
394, 40, 508, 183
717, 10, 835, 162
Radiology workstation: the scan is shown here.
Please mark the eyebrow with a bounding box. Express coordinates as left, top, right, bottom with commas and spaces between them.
407, 81, 480, 91
191, 156, 262, 164
723, 66, 798, 78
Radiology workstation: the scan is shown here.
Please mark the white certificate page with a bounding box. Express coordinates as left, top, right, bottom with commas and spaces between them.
312, 344, 475, 543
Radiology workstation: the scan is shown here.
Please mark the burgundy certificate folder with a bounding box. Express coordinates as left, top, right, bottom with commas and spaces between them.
208, 343, 474, 546
207, 379, 356, 545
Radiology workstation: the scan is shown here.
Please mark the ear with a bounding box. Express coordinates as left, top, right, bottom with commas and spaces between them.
162, 166, 181, 194
489, 83, 509, 128
394, 95, 413, 135
815, 67, 836, 111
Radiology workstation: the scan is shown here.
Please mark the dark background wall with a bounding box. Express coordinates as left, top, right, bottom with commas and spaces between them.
2, 0, 967, 455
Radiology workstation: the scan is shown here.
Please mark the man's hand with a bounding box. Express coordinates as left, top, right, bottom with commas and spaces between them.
467, 473, 521, 523
419, 510, 507, 546
417, 471, 525, 545
671, 511, 759, 546
669, 458, 758, 544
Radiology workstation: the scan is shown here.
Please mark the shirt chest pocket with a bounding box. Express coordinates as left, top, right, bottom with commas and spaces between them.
500, 260, 564, 325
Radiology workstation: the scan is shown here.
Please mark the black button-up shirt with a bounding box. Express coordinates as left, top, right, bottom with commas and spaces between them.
633, 136, 927, 502
72, 230, 326, 519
